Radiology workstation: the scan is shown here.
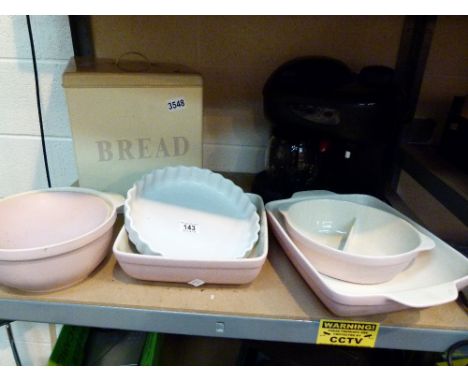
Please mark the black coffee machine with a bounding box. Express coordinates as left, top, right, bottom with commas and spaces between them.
252, 56, 403, 203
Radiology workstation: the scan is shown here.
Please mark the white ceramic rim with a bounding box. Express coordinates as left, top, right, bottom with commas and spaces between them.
0, 187, 119, 261
281, 198, 435, 265
124, 166, 260, 258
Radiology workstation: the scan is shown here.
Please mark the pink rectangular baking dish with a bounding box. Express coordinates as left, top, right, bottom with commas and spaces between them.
113, 193, 268, 285
266, 190, 468, 316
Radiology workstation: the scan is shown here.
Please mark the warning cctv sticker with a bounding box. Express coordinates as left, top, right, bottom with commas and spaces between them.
316, 319, 380, 348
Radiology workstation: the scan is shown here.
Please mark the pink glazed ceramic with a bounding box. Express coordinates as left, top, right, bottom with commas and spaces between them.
114, 193, 268, 285
0, 187, 123, 292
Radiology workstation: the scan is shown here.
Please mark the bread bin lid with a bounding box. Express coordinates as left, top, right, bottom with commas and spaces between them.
62, 57, 203, 88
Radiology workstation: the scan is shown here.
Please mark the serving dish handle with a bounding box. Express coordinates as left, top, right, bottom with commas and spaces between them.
386, 282, 460, 308
417, 233, 436, 252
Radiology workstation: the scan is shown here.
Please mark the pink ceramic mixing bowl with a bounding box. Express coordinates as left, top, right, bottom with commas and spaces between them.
0, 187, 123, 292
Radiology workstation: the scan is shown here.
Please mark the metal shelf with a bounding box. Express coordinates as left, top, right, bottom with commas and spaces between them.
0, 298, 467, 353
399, 144, 468, 226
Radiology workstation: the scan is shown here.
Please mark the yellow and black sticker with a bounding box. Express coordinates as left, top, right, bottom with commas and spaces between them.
316, 319, 380, 348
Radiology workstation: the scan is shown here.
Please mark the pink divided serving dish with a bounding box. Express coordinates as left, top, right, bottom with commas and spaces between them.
113, 193, 268, 285
279, 199, 435, 284
0, 187, 123, 292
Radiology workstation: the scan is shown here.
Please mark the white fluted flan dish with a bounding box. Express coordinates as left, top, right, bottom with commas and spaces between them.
124, 166, 260, 260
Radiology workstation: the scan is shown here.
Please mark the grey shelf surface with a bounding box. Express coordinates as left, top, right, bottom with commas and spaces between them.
0, 298, 467, 353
